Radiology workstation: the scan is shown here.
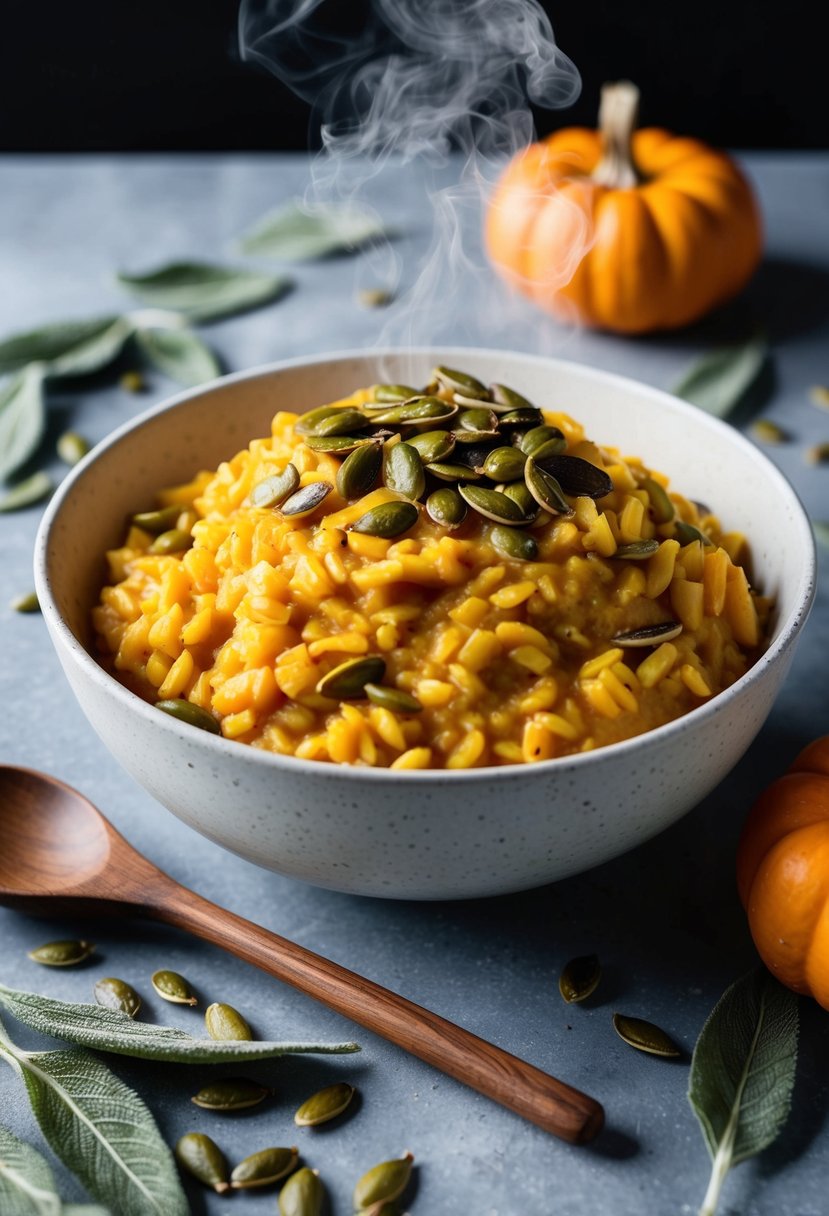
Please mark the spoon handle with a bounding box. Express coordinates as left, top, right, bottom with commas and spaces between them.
148, 882, 603, 1144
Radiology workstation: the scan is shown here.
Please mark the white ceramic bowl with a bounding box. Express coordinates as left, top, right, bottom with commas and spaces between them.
35, 349, 815, 900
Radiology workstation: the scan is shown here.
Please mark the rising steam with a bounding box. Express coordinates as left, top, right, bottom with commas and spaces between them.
239, 0, 588, 350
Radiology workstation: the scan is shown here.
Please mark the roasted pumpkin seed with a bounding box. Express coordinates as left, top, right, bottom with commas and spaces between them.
317, 655, 386, 700
383, 442, 426, 500
524, 458, 573, 516
364, 684, 423, 713
498, 406, 544, 428
453, 440, 498, 470
751, 418, 788, 444
370, 397, 457, 426
535, 453, 614, 499
674, 520, 713, 546
279, 1166, 324, 1216
453, 427, 500, 446
611, 621, 683, 647
175, 1132, 230, 1194
314, 409, 372, 437
458, 484, 526, 525
205, 1002, 253, 1041
372, 383, 419, 403
406, 428, 456, 463
131, 504, 185, 534
94, 977, 142, 1017
57, 430, 90, 466
501, 481, 537, 518
155, 698, 221, 734
432, 365, 488, 399
518, 425, 566, 456
294, 405, 344, 435
10, 590, 40, 613
457, 407, 499, 433
426, 461, 481, 482
482, 445, 527, 482
149, 528, 192, 554
251, 464, 301, 508
151, 969, 198, 1005
120, 369, 147, 393
642, 476, 675, 523
337, 443, 383, 500
349, 500, 419, 538
359, 1203, 398, 1216
231, 1146, 299, 1190
490, 525, 539, 562
425, 486, 468, 528
614, 539, 660, 560
353, 1152, 414, 1210
192, 1077, 271, 1112
612, 1013, 682, 1058
558, 954, 601, 1004
28, 939, 95, 967
281, 481, 333, 518
303, 434, 377, 455
294, 1081, 356, 1126
489, 382, 536, 411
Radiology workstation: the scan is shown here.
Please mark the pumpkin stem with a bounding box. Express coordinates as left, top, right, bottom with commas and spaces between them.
592, 80, 642, 189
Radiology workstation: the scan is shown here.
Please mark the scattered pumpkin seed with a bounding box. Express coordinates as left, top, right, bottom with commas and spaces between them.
131, 504, 185, 534
425, 486, 468, 528
358, 288, 395, 309
642, 476, 674, 524
611, 621, 683, 647
751, 418, 788, 444
294, 405, 345, 435
359, 1203, 398, 1216
155, 698, 221, 734
279, 1166, 324, 1216
303, 435, 378, 455
614, 539, 660, 560
0, 472, 54, 513
535, 453, 613, 499
314, 409, 372, 437
489, 524, 539, 562
384, 442, 426, 500
518, 425, 566, 456
457, 407, 499, 433
353, 1152, 414, 1210
349, 500, 419, 538
192, 1077, 271, 1112
337, 443, 383, 500
317, 655, 386, 700
251, 464, 301, 508
56, 430, 90, 466
175, 1132, 230, 1194
281, 481, 333, 518
372, 384, 419, 403
94, 977, 142, 1018
524, 458, 573, 517
205, 1002, 253, 1041
433, 365, 488, 399
27, 939, 95, 967
498, 406, 544, 428
231, 1146, 299, 1190
806, 441, 829, 465
426, 461, 482, 482
364, 684, 423, 713
482, 445, 527, 482
10, 590, 40, 613
406, 428, 456, 463
151, 969, 198, 1005
458, 483, 526, 525
612, 1012, 682, 1058
674, 520, 713, 546
120, 369, 147, 393
148, 528, 192, 554
489, 382, 536, 411
294, 1081, 356, 1127
558, 954, 601, 1004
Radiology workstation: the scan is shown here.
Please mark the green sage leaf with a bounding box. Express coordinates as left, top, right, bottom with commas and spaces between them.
238, 200, 386, 261
0, 472, 54, 513
0, 366, 46, 481
0, 1016, 187, 1216
117, 261, 291, 323
0, 982, 359, 1062
672, 332, 769, 420
0, 318, 129, 377
688, 968, 798, 1216
0, 1121, 62, 1216
134, 328, 221, 387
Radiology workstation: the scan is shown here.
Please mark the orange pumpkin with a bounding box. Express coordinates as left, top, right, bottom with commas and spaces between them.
484, 81, 762, 334
736, 736, 829, 1010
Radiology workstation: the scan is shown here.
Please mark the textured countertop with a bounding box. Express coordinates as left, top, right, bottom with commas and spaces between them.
1, 152, 828, 1216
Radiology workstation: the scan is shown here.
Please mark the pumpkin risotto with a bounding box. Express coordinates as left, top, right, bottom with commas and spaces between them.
92, 367, 769, 769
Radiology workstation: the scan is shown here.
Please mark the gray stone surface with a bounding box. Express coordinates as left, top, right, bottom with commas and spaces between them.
1, 152, 828, 1215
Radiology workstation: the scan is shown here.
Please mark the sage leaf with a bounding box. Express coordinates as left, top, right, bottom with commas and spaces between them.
0, 472, 54, 513
672, 332, 769, 419
0, 366, 45, 481
688, 968, 798, 1216
0, 982, 359, 1062
0, 1122, 62, 1216
117, 261, 291, 323
238, 200, 386, 260
0, 318, 133, 380
0, 1017, 187, 1216
134, 328, 221, 387
811, 520, 829, 548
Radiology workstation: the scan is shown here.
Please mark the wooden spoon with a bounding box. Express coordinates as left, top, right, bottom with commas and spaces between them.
0, 764, 604, 1144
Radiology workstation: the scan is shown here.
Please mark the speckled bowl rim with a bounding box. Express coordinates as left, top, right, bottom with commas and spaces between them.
35, 345, 817, 785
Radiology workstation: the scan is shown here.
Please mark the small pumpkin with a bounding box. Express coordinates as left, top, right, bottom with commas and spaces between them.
736, 736, 829, 1010
484, 81, 762, 334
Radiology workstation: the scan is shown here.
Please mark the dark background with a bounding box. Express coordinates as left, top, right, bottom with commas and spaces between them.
1, 0, 824, 152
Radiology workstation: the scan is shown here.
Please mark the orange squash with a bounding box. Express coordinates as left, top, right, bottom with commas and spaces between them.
484, 81, 762, 334
736, 736, 829, 1010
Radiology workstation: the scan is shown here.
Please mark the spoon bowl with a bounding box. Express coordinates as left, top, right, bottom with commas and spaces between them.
0, 764, 604, 1145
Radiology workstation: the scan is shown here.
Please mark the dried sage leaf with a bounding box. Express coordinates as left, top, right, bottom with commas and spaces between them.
0, 317, 127, 377
117, 261, 291, 323
672, 332, 769, 420
134, 327, 221, 387
0, 366, 46, 481
238, 200, 386, 261
0, 472, 54, 514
